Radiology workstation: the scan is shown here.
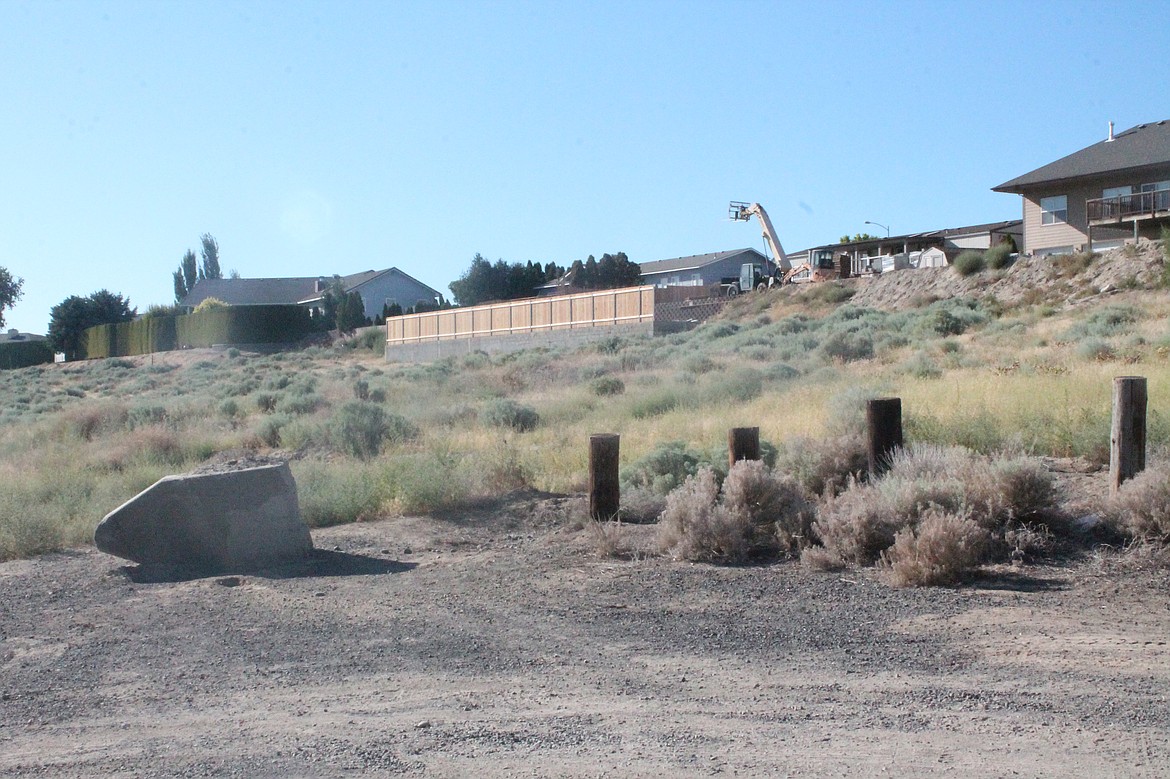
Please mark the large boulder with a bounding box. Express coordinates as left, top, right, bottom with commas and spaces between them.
95, 462, 313, 571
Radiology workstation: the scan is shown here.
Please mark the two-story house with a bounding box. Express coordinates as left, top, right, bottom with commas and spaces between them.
993, 121, 1170, 256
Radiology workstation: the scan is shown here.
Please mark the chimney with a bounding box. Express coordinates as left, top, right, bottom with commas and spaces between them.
1107, 121, 1115, 142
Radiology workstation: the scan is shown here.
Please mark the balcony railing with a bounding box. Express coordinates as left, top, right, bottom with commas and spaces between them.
1087, 189, 1170, 223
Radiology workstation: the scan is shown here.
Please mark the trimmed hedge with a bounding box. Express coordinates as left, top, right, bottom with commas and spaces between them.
82, 305, 314, 359
176, 305, 313, 348
0, 340, 54, 370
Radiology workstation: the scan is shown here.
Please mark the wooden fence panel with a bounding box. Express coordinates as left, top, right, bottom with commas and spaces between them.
385, 285, 659, 345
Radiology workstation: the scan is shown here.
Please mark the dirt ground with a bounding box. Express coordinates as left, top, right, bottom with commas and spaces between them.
846, 239, 1166, 312
3, 470, 1170, 778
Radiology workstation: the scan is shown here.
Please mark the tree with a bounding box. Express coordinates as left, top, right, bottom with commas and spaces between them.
594, 252, 641, 289
174, 249, 198, 303
448, 254, 506, 306
335, 291, 368, 334
47, 289, 136, 361
200, 233, 222, 281
448, 251, 637, 306
838, 233, 878, 244
316, 278, 368, 333
0, 266, 24, 329
172, 234, 223, 303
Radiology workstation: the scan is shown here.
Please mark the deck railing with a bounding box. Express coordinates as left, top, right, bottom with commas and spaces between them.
1087, 189, 1170, 223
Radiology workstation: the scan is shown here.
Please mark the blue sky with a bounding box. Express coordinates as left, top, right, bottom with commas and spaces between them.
2, 0, 1167, 334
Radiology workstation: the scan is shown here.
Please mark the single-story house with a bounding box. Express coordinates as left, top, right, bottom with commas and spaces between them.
993, 120, 1170, 256
638, 248, 774, 288
0, 329, 47, 343
789, 220, 1022, 276
180, 268, 442, 321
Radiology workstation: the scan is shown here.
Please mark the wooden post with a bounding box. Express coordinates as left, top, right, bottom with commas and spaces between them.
589, 434, 621, 521
866, 397, 903, 478
728, 427, 761, 468
1110, 376, 1147, 495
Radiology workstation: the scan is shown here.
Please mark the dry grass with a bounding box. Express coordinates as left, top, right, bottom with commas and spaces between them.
4, 248, 1170, 563
1109, 463, 1170, 542
803, 444, 1056, 579
878, 507, 989, 587
657, 461, 813, 563
720, 459, 814, 553
656, 468, 748, 563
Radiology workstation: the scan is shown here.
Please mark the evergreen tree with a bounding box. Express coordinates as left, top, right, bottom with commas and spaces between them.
200, 233, 222, 281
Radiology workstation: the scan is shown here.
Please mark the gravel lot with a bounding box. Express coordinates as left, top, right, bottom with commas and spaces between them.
3, 484, 1169, 778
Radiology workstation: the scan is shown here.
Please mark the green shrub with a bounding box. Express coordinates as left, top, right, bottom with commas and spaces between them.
683, 354, 717, 374
953, 250, 986, 276
481, 398, 540, 432
127, 404, 167, 428
275, 392, 321, 415
621, 441, 706, 495
293, 461, 388, 526
801, 282, 855, 305
0, 340, 54, 370
904, 351, 942, 379
774, 434, 867, 498
589, 376, 626, 396
985, 243, 1014, 270
819, 331, 874, 362
253, 413, 291, 447
630, 389, 679, 419
1077, 338, 1115, 361
920, 308, 966, 337
176, 305, 313, 348
1063, 305, 1140, 341
329, 401, 418, 460
357, 328, 385, 354
1052, 250, 1097, 278
254, 392, 279, 413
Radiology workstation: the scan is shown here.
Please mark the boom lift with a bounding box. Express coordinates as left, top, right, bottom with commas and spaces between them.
729, 201, 839, 285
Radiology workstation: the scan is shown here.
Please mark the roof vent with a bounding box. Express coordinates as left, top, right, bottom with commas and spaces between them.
1107, 121, 1115, 142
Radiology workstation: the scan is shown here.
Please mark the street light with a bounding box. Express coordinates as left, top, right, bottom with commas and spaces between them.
865, 221, 890, 238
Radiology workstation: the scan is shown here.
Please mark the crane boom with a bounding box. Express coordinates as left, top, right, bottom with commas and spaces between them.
729, 201, 790, 272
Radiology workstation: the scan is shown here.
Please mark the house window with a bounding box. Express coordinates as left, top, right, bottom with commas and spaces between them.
1142, 180, 1170, 207
1040, 195, 1067, 225
1102, 185, 1133, 199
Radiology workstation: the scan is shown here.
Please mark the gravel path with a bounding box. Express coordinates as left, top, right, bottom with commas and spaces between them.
2, 494, 1169, 778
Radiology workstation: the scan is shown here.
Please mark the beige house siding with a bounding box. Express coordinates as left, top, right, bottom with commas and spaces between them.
1021, 178, 1137, 255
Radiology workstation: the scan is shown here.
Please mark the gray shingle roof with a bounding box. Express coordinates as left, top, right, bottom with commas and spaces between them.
181, 277, 320, 308
994, 120, 1170, 193
181, 268, 442, 309
638, 248, 767, 275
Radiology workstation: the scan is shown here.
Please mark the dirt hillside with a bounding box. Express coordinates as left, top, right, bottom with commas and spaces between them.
845, 240, 1165, 311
